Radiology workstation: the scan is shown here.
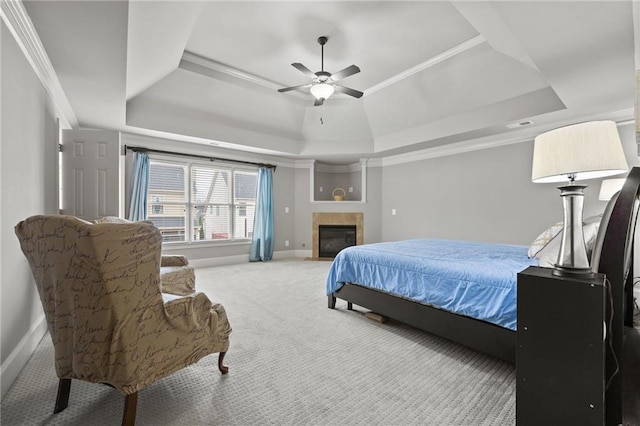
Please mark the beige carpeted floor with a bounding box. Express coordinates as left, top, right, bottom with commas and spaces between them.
1, 258, 638, 425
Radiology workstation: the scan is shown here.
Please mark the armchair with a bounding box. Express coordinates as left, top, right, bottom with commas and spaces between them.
160, 254, 196, 296
15, 215, 232, 425
93, 216, 196, 295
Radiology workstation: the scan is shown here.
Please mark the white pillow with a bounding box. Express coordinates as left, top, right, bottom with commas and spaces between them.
528, 221, 563, 258
537, 222, 600, 268
583, 214, 603, 225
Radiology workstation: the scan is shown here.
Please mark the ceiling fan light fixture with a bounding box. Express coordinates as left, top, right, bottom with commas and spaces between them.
310, 83, 335, 100
279, 36, 361, 105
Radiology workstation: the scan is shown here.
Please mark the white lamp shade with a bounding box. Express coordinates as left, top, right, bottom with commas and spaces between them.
310, 83, 335, 100
598, 178, 626, 201
531, 121, 629, 183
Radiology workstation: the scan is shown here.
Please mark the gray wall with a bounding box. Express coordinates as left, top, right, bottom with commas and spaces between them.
381, 123, 639, 246
1, 23, 60, 397
272, 165, 296, 251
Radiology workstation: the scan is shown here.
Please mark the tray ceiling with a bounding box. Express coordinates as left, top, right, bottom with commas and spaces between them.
22, 1, 636, 163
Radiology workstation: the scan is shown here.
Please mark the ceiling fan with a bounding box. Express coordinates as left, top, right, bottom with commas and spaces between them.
278, 36, 363, 106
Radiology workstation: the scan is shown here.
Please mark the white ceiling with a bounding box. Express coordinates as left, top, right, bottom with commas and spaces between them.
22, 1, 636, 164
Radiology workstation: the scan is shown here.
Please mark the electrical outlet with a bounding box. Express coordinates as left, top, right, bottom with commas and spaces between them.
285, 207, 289, 213
285, 240, 290, 247
392, 209, 397, 216
349, 187, 353, 192
319, 186, 323, 192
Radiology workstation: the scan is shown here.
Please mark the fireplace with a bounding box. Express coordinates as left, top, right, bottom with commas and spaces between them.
318, 225, 356, 258
312, 212, 363, 259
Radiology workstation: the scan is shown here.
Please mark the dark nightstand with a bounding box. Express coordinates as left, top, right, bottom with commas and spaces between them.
516, 266, 607, 426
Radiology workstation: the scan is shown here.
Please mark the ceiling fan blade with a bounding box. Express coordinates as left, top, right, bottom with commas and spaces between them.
334, 85, 363, 98
291, 63, 317, 79
278, 83, 312, 93
314, 98, 324, 107
330, 65, 360, 82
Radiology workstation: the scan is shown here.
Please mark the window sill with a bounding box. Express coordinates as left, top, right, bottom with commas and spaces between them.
311, 200, 366, 204
162, 239, 251, 250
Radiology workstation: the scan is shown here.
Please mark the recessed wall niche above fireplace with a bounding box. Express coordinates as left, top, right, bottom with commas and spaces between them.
310, 159, 368, 203
312, 212, 363, 259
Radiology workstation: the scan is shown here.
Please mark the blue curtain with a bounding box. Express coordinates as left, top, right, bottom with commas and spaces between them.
250, 167, 274, 262
128, 151, 149, 221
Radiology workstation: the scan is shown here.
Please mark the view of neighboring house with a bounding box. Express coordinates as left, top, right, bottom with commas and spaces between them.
147, 161, 257, 243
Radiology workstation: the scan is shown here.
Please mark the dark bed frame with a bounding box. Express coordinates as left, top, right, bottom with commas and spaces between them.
328, 166, 640, 426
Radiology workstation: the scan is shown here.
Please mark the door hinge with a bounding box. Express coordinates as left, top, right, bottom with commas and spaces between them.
58, 143, 63, 152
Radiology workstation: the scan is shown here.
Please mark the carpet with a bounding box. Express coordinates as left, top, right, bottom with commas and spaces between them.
2, 258, 518, 425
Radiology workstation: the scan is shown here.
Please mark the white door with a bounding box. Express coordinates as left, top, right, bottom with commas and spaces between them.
61, 129, 121, 220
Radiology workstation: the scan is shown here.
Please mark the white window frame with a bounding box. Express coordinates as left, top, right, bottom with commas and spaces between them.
147, 153, 258, 245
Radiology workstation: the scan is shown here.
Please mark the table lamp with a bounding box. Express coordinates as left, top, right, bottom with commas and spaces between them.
531, 121, 628, 276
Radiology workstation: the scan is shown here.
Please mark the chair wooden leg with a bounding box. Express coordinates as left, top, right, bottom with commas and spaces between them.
121, 392, 138, 426
53, 378, 71, 413
218, 351, 229, 374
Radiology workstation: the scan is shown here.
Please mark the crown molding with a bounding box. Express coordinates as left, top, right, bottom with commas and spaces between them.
382, 134, 532, 167
382, 108, 635, 167
181, 51, 282, 91
121, 131, 298, 169
1, 0, 78, 129
294, 159, 316, 169
315, 162, 362, 173
365, 35, 486, 96
366, 158, 383, 167
180, 50, 311, 104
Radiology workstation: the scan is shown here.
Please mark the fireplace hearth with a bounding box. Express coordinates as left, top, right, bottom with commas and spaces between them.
319, 225, 356, 258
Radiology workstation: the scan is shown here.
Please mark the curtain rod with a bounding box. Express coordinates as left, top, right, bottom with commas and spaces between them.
124, 145, 277, 170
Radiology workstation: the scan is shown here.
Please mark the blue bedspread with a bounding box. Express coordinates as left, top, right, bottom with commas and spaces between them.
326, 239, 539, 330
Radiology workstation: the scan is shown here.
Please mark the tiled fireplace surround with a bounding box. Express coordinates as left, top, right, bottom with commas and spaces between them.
312, 212, 364, 259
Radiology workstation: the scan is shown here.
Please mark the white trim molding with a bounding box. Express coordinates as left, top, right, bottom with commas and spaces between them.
382, 108, 635, 167
0, 314, 47, 398
188, 251, 307, 268
365, 35, 486, 96
181, 51, 282, 92
0, 0, 78, 129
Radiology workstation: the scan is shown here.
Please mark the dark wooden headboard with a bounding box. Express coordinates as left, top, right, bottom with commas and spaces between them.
595, 166, 640, 425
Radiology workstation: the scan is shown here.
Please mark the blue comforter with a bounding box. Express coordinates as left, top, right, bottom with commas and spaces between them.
326, 239, 539, 330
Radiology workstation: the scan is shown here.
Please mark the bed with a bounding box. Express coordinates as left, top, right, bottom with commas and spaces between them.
327, 239, 538, 331
327, 167, 640, 424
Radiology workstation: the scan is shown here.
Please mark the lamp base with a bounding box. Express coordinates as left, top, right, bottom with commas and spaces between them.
553, 183, 592, 275
551, 265, 595, 279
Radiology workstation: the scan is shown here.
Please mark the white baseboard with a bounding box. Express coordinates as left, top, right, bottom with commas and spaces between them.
189, 250, 312, 269
276, 249, 313, 259
1, 315, 48, 398
189, 254, 250, 268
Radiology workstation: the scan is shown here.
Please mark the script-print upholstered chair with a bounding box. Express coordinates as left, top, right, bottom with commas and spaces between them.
93, 216, 196, 296
158, 254, 197, 295
15, 215, 232, 425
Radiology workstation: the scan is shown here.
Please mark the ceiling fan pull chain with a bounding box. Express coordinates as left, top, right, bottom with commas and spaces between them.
320, 104, 324, 125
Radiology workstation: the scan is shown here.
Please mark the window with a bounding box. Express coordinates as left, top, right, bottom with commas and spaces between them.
152, 196, 164, 214
146, 158, 257, 243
